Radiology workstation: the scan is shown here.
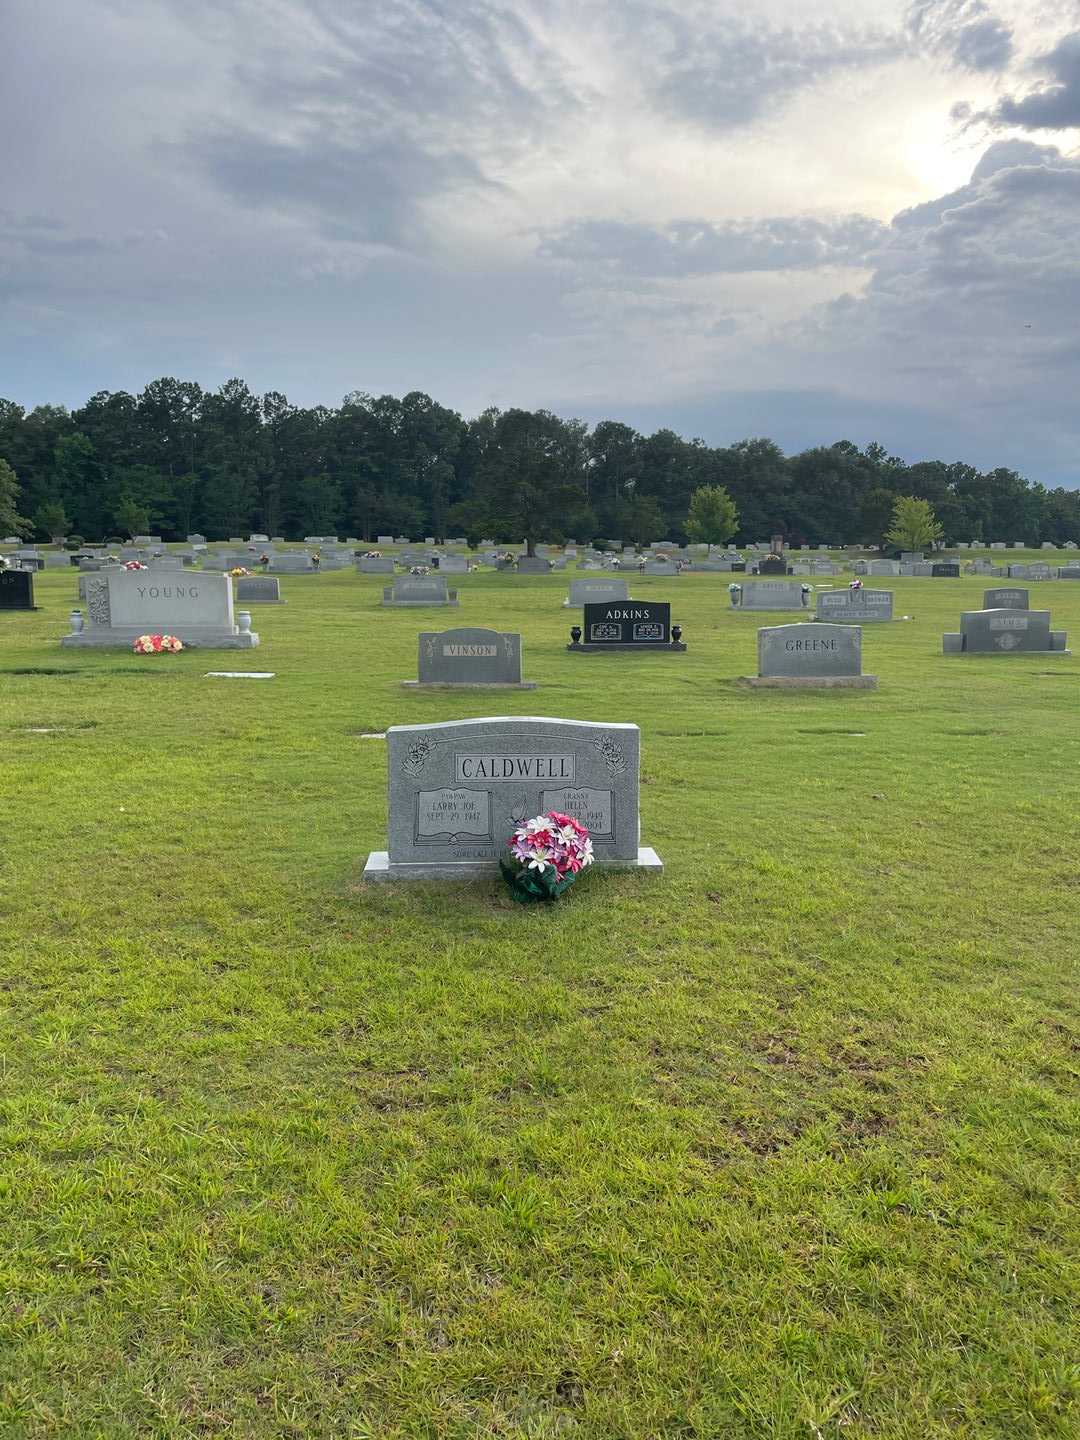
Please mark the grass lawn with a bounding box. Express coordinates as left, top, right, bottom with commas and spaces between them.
0, 562, 1077, 1439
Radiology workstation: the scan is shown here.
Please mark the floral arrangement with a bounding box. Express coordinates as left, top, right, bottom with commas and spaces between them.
123, 560, 147, 571
133, 633, 183, 654
849, 578, 863, 591
801, 583, 813, 594
363, 550, 382, 558
410, 564, 431, 575
229, 566, 252, 577
259, 553, 270, 565
500, 811, 593, 903
728, 581, 741, 594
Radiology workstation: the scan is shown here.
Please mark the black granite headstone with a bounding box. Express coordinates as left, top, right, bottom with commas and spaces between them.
0, 569, 36, 609
571, 600, 686, 651
931, 563, 960, 577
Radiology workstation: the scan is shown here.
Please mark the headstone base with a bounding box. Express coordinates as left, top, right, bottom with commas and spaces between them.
400, 680, 537, 689
566, 641, 687, 653
381, 598, 459, 608
362, 845, 663, 882
740, 674, 878, 689
61, 626, 259, 649
943, 633, 1069, 655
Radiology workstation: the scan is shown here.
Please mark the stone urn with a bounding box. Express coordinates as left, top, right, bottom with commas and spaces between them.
69, 608, 84, 634
237, 611, 253, 635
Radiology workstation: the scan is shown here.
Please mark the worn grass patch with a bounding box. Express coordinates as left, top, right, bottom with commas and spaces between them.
0, 567, 1077, 1438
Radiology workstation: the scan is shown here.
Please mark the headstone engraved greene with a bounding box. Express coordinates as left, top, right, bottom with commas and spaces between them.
404, 627, 535, 688
62, 570, 259, 648
746, 622, 877, 688
364, 717, 661, 880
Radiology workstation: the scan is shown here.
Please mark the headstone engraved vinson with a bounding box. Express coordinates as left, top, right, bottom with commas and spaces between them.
363, 716, 662, 880
942, 608, 1068, 655
403, 627, 536, 689
816, 589, 893, 623
746, 622, 877, 688
0, 569, 37, 610
568, 601, 686, 652
61, 570, 259, 648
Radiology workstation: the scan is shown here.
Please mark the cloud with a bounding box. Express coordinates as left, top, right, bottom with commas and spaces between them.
906, 0, 1013, 73
538, 214, 886, 276
639, 13, 901, 131
983, 29, 1080, 129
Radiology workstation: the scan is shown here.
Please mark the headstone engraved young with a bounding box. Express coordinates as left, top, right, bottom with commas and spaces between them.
564, 578, 631, 608
404, 627, 535, 689
943, 609, 1068, 655
983, 588, 1029, 610
568, 600, 686, 652
235, 576, 284, 604
62, 570, 259, 648
729, 581, 809, 611
747, 622, 877, 688
816, 589, 893, 623
382, 574, 459, 607
363, 716, 662, 880
0, 569, 37, 610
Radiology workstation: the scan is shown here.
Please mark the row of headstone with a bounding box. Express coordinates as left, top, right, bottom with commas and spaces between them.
943, 589, 1068, 653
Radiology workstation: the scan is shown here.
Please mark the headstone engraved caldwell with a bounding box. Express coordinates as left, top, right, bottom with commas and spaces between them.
235, 576, 284, 604
746, 622, 877, 689
404, 627, 535, 689
983, 588, 1029, 611
564, 578, 631, 608
363, 716, 662, 880
816, 589, 893, 623
943, 609, 1068, 655
729, 581, 808, 611
382, 574, 459, 607
568, 601, 686, 652
0, 569, 37, 610
61, 571, 259, 648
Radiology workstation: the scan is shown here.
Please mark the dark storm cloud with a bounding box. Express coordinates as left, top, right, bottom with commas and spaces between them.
984, 30, 1080, 129
539, 214, 886, 276
905, 0, 1013, 73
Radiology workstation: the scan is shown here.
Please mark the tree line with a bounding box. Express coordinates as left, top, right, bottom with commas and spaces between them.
1, 377, 1076, 546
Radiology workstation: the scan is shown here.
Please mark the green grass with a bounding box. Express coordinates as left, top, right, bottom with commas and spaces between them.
0, 565, 1077, 1439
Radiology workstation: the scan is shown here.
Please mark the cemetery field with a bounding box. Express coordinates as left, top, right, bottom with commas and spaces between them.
2, 568, 1079, 1440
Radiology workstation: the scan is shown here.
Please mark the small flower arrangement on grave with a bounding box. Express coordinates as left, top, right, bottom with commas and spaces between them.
229, 566, 252, 577
849, 578, 863, 591
362, 550, 382, 558
123, 560, 147, 571
259, 553, 270, 565
409, 564, 431, 575
728, 581, 741, 594
500, 811, 593, 903
133, 633, 183, 654
801, 583, 813, 594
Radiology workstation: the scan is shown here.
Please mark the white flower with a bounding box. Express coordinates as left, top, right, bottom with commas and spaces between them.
526, 850, 552, 872
525, 816, 555, 837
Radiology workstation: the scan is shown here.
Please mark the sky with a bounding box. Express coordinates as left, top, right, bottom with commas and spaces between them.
2, 0, 1080, 482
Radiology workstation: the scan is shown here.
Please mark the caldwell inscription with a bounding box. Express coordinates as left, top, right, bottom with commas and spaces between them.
455, 753, 575, 782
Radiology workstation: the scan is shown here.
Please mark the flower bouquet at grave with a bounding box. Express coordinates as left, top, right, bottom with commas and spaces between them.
409, 564, 431, 575
229, 566, 252, 577
123, 560, 148, 571
499, 811, 594, 903
133, 633, 184, 654
363, 550, 382, 558
849, 578, 863, 591
259, 553, 270, 565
